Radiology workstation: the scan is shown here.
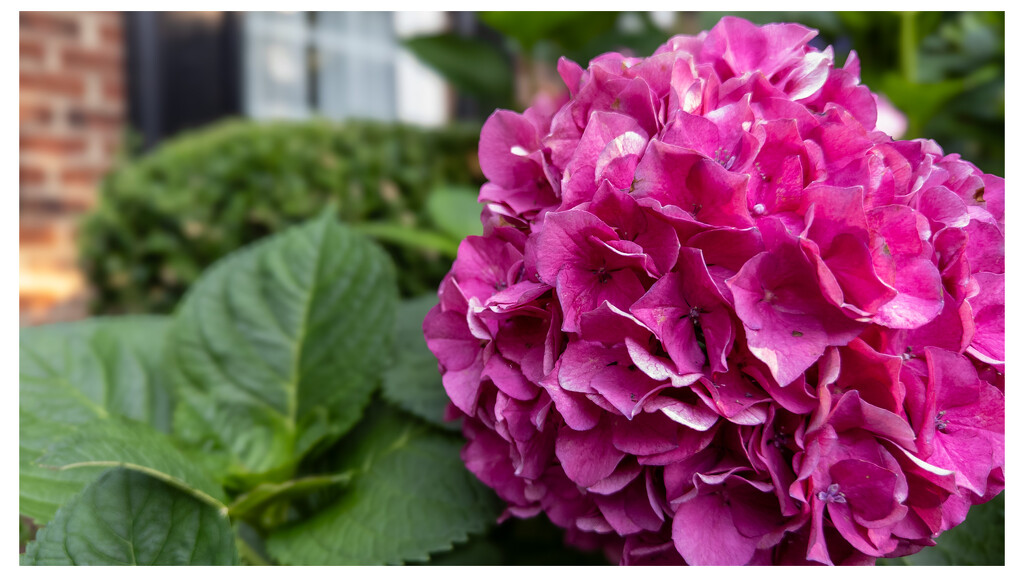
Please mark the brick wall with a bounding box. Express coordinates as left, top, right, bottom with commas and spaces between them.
20, 12, 125, 326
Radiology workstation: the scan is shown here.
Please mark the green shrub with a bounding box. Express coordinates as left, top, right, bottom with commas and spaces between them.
80, 119, 485, 314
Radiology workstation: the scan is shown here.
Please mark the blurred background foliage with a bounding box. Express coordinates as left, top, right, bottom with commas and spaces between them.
81, 119, 484, 314
72, 12, 1003, 565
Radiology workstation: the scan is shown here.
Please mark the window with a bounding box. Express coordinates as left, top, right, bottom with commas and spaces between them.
242, 11, 447, 124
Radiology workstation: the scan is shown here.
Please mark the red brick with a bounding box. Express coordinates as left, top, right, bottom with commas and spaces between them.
20, 164, 46, 186
20, 12, 78, 38
20, 102, 54, 126
60, 167, 107, 188
20, 71, 85, 98
61, 46, 122, 73
20, 190, 95, 213
99, 21, 122, 46
101, 78, 124, 101
20, 134, 87, 156
20, 222, 57, 245
67, 107, 123, 130
20, 39, 45, 64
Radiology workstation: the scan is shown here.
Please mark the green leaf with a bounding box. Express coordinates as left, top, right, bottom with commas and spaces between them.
22, 468, 237, 566
877, 492, 1004, 565
266, 406, 499, 565
426, 186, 483, 241
37, 419, 228, 510
403, 34, 513, 105
351, 221, 461, 259
168, 216, 398, 484
19, 317, 173, 523
382, 295, 454, 428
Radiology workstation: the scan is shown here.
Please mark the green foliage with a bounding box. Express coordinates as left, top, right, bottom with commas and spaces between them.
21, 216, 497, 566
80, 119, 485, 314
37, 419, 228, 509
19, 317, 173, 523
22, 469, 237, 566
266, 405, 500, 565
381, 294, 453, 428
167, 215, 397, 486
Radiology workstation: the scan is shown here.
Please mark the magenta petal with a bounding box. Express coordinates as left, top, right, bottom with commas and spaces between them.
533, 209, 617, 285
967, 272, 1004, 364
612, 412, 680, 456
632, 140, 754, 228
482, 355, 538, 401
917, 185, 970, 231
539, 366, 601, 431
874, 258, 944, 330
925, 348, 1005, 495
820, 233, 897, 315
964, 219, 1004, 275
478, 109, 543, 188
561, 111, 649, 208
643, 394, 719, 432
555, 418, 625, 487
728, 246, 861, 386
672, 492, 758, 565
631, 248, 734, 373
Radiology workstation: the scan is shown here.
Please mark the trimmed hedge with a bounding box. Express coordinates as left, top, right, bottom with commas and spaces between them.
80, 119, 484, 314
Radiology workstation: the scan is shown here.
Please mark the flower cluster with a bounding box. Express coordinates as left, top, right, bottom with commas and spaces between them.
424, 17, 1004, 565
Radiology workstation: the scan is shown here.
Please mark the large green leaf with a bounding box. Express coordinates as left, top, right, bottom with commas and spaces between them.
167, 215, 397, 484
266, 406, 499, 565
403, 33, 513, 105
22, 468, 237, 566
426, 186, 483, 241
19, 317, 172, 523
382, 295, 453, 428
37, 419, 228, 510
877, 492, 1004, 565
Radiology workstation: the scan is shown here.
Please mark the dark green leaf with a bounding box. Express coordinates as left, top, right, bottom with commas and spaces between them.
22, 468, 237, 566
19, 317, 172, 523
403, 34, 513, 105
382, 295, 454, 428
168, 216, 398, 484
265, 406, 499, 565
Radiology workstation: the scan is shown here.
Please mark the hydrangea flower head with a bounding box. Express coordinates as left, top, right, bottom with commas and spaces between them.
424, 16, 1004, 565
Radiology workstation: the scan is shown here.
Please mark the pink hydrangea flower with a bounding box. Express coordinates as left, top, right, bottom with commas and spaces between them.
424, 16, 1004, 566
